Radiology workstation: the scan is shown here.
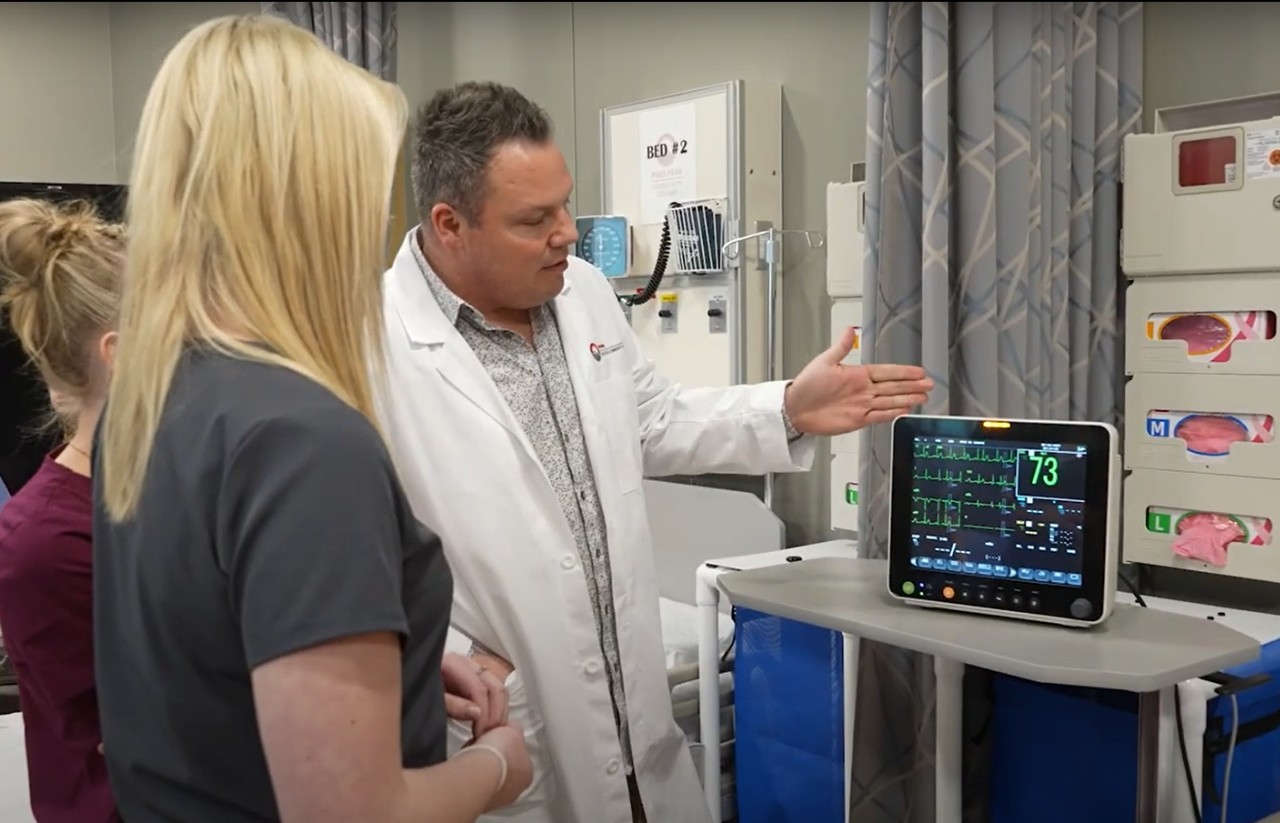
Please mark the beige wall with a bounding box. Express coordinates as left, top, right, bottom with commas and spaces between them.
3, 1, 1278, 544
1144, 2, 1280, 130
0, 2, 117, 184
398, 3, 578, 171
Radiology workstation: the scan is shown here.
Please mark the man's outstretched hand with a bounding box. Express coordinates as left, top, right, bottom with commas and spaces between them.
784, 327, 933, 436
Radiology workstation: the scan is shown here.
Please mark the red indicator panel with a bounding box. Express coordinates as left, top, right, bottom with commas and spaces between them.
1178, 135, 1237, 188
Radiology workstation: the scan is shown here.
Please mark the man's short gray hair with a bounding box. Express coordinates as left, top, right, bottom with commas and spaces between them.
410, 81, 553, 224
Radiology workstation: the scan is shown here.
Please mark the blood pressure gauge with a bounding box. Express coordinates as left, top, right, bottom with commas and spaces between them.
575, 215, 630, 278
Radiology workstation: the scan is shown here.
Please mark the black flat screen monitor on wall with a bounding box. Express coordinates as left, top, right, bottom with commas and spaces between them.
0, 182, 127, 494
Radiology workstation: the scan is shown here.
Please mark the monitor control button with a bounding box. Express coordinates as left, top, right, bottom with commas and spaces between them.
942, 585, 956, 600
993, 592, 1006, 606
1070, 598, 1093, 620
1028, 596, 1041, 610
1010, 594, 1024, 608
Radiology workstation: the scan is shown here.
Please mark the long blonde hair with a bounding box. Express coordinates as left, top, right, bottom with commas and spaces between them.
0, 199, 125, 424
100, 13, 408, 521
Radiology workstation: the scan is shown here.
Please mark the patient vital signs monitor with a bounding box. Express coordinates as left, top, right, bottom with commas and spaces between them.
887, 415, 1121, 628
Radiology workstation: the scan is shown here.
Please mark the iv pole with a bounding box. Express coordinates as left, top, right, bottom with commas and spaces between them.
721, 227, 826, 511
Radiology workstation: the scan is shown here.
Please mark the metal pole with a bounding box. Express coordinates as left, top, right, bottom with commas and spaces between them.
718, 228, 824, 515
763, 231, 778, 510
1135, 690, 1161, 823
934, 657, 965, 823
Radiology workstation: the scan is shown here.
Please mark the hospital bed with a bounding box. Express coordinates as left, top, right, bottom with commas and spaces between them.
645, 479, 787, 822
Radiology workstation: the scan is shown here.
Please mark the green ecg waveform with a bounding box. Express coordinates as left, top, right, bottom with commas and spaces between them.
911, 495, 1016, 532
911, 440, 1022, 535
913, 442, 1018, 464
912, 467, 1015, 488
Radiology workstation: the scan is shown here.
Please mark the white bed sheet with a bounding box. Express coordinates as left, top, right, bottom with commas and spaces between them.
0, 713, 35, 823
659, 596, 734, 669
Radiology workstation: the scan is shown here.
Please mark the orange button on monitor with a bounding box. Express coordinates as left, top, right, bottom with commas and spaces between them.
942, 585, 956, 600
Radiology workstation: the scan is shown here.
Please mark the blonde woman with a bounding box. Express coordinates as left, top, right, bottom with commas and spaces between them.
0, 198, 123, 822
92, 14, 530, 823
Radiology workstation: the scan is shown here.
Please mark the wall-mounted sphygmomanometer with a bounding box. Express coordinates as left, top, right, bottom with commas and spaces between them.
886, 414, 1121, 629
575, 202, 724, 309
575, 215, 630, 277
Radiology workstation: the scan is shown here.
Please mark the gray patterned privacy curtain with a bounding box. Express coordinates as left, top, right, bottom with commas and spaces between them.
262, 1, 397, 80
854, 3, 1143, 821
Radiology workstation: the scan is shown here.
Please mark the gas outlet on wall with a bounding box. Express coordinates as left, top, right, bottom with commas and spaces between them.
707, 296, 727, 334
658, 292, 678, 333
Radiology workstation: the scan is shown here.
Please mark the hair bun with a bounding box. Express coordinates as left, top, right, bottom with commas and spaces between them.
44, 207, 93, 248
0, 199, 115, 301
33, 199, 104, 262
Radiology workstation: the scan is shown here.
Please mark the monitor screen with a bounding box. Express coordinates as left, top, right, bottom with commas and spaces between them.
887, 415, 1118, 625
907, 434, 1087, 588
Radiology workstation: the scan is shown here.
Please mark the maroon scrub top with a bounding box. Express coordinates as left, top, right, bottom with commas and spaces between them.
0, 451, 118, 822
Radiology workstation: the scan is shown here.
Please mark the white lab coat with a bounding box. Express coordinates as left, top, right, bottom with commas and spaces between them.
375, 230, 816, 823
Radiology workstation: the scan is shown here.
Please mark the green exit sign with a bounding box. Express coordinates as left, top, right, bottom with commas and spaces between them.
1147, 511, 1172, 534
845, 483, 858, 505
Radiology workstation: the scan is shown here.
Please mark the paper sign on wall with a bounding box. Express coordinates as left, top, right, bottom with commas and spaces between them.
1245, 127, 1280, 180
638, 102, 698, 225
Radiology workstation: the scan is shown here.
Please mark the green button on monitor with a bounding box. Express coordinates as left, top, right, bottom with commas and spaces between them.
901, 581, 916, 595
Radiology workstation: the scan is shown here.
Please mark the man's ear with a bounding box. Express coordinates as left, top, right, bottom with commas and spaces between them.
429, 203, 465, 248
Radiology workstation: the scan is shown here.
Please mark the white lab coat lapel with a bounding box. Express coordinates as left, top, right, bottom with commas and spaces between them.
549, 285, 635, 520
548, 283, 601, 447
385, 238, 542, 468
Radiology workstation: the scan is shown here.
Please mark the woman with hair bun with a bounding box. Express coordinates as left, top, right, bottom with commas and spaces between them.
0, 197, 123, 822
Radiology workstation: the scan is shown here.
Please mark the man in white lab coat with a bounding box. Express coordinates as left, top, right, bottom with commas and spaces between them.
375, 82, 933, 823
